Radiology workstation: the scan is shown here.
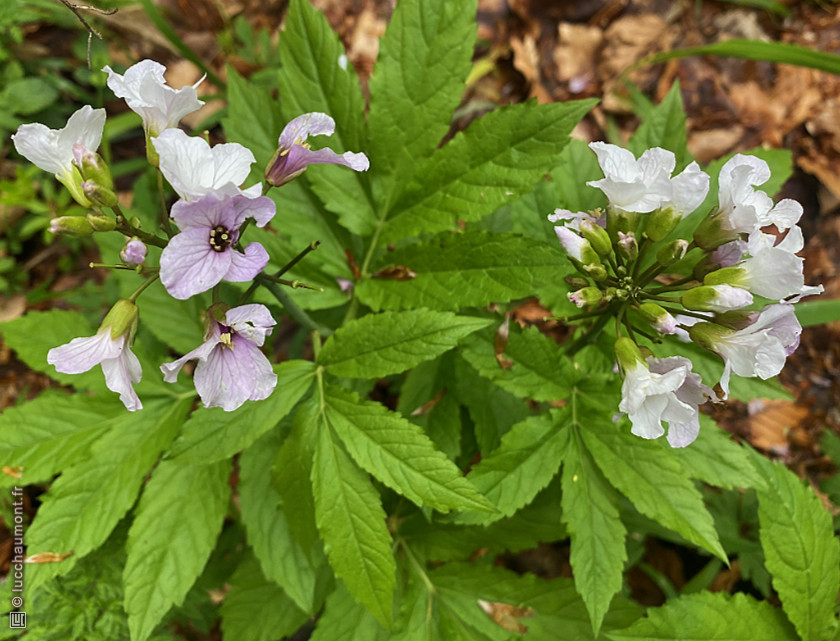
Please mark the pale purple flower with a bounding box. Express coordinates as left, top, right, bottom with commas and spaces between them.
159, 194, 275, 299
47, 300, 142, 411
587, 143, 674, 213
554, 226, 597, 264
160, 304, 277, 411
103, 60, 204, 137
121, 239, 147, 267
264, 112, 369, 187
12, 105, 106, 206
152, 128, 262, 202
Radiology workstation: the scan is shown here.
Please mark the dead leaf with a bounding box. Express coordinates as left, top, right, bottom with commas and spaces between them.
372, 265, 417, 280
747, 399, 809, 453
25, 551, 74, 564
477, 599, 533, 634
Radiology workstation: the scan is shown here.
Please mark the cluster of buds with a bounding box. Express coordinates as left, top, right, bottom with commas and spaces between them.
12, 59, 369, 412
553, 143, 821, 447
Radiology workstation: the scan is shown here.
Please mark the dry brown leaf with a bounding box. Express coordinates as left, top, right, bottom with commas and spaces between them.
25, 551, 74, 564
477, 600, 533, 634
554, 22, 602, 94
0, 295, 26, 323
747, 399, 809, 453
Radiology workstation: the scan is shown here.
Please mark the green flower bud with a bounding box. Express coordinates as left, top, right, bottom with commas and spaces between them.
615, 336, 645, 372
616, 231, 638, 262
644, 206, 679, 242
583, 263, 608, 283
579, 219, 612, 257
656, 239, 689, 266
565, 275, 591, 290
55, 164, 92, 208
693, 209, 738, 250
568, 286, 603, 308
49, 215, 94, 236
703, 266, 746, 288
86, 213, 117, 232
82, 182, 119, 209
606, 207, 639, 243
682, 284, 752, 312
687, 321, 732, 351
74, 146, 114, 193
638, 302, 677, 334
100, 299, 139, 341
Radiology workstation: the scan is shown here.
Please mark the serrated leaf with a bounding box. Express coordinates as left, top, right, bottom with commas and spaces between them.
324, 385, 495, 514
356, 231, 571, 312
460, 324, 575, 402
575, 389, 727, 561
167, 360, 316, 463
277, 0, 375, 236
450, 410, 569, 525
0, 394, 121, 487
24, 398, 192, 595
1, 310, 106, 391
240, 428, 331, 614
309, 584, 390, 641
220, 554, 309, 641
312, 419, 396, 627
317, 309, 491, 378
562, 426, 627, 636
223, 66, 282, 170
380, 99, 597, 242
750, 450, 840, 641
368, 0, 477, 212
627, 82, 691, 171
124, 458, 231, 641
607, 591, 799, 641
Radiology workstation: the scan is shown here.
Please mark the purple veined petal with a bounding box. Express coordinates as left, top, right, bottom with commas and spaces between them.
160, 331, 222, 383
224, 242, 269, 283
666, 418, 701, 448
170, 194, 230, 231
240, 338, 278, 402
272, 146, 369, 185
279, 112, 336, 148
47, 329, 122, 374
101, 346, 143, 411
226, 304, 276, 347
228, 195, 276, 229
160, 227, 232, 299
193, 342, 255, 411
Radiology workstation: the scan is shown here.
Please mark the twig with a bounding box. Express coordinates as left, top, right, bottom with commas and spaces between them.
55, 0, 118, 68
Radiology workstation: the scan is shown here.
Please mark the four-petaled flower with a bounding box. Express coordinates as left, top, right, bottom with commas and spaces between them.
47, 300, 142, 411
161, 304, 278, 411
265, 112, 369, 187
159, 194, 275, 299
103, 59, 204, 139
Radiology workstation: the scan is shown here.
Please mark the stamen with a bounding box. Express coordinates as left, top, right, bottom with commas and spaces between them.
209, 225, 232, 252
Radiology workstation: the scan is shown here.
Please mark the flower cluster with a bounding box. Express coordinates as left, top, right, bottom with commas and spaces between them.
553, 143, 821, 447
14, 59, 369, 412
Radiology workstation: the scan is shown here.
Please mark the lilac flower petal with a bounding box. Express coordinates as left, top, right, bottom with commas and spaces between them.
193, 341, 267, 411
279, 112, 336, 148
226, 304, 276, 347
170, 195, 230, 231
225, 243, 269, 283
160, 331, 221, 383
102, 348, 143, 411
47, 329, 121, 374
160, 227, 232, 299
228, 195, 276, 229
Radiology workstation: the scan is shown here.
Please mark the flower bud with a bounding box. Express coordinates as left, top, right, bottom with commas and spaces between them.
583, 263, 608, 283
86, 213, 116, 232
579, 219, 612, 257
73, 143, 114, 192
656, 239, 689, 267
638, 302, 677, 334
55, 164, 92, 208
555, 227, 601, 266
703, 266, 746, 289
682, 284, 753, 312
82, 181, 119, 208
120, 238, 147, 267
606, 207, 639, 243
568, 286, 603, 308
565, 275, 591, 290
687, 321, 733, 351
49, 215, 94, 236
100, 299, 139, 341
615, 336, 645, 372
645, 206, 680, 242
713, 309, 759, 331
616, 231, 638, 262
693, 209, 737, 250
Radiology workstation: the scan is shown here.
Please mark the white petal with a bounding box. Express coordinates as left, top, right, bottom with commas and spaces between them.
47, 329, 121, 374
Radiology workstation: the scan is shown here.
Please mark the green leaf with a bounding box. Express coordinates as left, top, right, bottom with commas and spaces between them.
167, 360, 316, 463
671, 415, 765, 490
312, 416, 396, 627
1, 310, 106, 391
310, 584, 390, 641
124, 458, 231, 641
795, 298, 840, 327
324, 385, 495, 514
575, 387, 727, 561
368, 0, 477, 212
240, 428, 331, 614
220, 554, 309, 641
24, 398, 192, 595
318, 309, 492, 378
380, 99, 598, 242
459, 323, 575, 402
749, 450, 840, 641
607, 591, 799, 641
356, 231, 571, 312
0, 394, 121, 487
130, 280, 208, 355
562, 425, 627, 636
2, 77, 59, 116
450, 410, 569, 525
223, 65, 283, 170
628, 82, 690, 171
277, 0, 375, 236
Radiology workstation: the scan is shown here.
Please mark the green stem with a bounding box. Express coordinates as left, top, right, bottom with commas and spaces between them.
276, 240, 321, 278
564, 307, 614, 357
258, 276, 332, 336
112, 207, 168, 248
658, 305, 714, 321
156, 170, 173, 237
128, 273, 159, 302
258, 273, 323, 291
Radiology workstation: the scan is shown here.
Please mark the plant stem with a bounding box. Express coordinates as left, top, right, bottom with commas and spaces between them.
276, 240, 321, 278
128, 273, 159, 303
112, 207, 168, 248
564, 307, 614, 357
258, 276, 332, 336
156, 170, 173, 237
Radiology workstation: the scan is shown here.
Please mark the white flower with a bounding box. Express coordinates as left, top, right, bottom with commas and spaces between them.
700, 304, 802, 397
103, 60, 204, 137
11, 105, 106, 204
547, 208, 601, 231
618, 355, 712, 447
152, 128, 262, 202
663, 161, 710, 217
717, 154, 802, 234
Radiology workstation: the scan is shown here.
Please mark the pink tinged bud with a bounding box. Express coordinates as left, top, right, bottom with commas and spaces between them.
682, 284, 753, 313
638, 302, 677, 334
264, 112, 369, 187
616, 231, 638, 261
49, 216, 94, 236
121, 239, 148, 267
86, 213, 116, 232
568, 286, 602, 308
82, 181, 119, 208
656, 239, 689, 266
554, 226, 600, 266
